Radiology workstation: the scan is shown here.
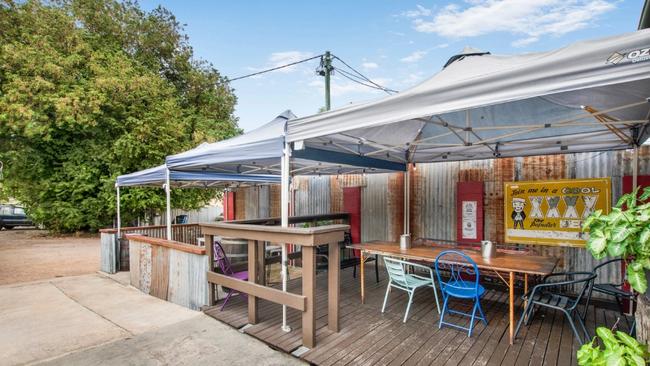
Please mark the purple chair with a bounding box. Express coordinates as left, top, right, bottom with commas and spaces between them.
214, 241, 248, 311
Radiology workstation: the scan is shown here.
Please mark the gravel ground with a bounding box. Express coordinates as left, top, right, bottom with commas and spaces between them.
0, 229, 99, 285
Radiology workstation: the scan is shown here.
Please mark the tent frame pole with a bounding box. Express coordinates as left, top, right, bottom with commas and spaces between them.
165, 168, 172, 240
633, 144, 639, 191
116, 185, 121, 238
280, 141, 291, 332
404, 167, 410, 235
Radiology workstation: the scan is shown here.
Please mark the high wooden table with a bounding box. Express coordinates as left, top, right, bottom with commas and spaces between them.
202, 222, 349, 348
348, 241, 558, 345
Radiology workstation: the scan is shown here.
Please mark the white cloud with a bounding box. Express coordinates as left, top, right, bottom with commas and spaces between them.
402, 4, 433, 18
408, 0, 616, 46
400, 50, 427, 63
435, 43, 449, 49
362, 62, 379, 70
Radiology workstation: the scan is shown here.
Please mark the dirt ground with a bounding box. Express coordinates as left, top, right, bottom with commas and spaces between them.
0, 229, 99, 285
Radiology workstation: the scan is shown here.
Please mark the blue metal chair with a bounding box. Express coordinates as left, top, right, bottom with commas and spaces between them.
382, 257, 441, 323
435, 250, 487, 337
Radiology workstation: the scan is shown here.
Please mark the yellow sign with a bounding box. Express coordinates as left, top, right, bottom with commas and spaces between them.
504, 178, 611, 247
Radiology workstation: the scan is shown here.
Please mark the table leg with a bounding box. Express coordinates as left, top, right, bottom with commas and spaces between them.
248, 240, 259, 324
360, 251, 365, 304
302, 246, 316, 348
509, 271, 514, 345
328, 242, 340, 332
205, 234, 215, 306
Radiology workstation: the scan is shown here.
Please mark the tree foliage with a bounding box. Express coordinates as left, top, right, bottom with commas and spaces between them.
0, 0, 239, 232
582, 186, 650, 293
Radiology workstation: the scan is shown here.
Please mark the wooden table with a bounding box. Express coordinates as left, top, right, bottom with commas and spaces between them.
348, 241, 558, 345
202, 222, 349, 348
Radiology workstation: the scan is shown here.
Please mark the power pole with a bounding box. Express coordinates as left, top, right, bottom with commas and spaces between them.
319, 51, 333, 111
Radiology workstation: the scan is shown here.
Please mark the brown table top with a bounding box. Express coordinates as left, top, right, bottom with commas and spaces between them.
348, 241, 558, 276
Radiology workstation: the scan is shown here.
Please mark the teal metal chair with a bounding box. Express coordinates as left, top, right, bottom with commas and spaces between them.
382, 257, 441, 323
435, 250, 487, 337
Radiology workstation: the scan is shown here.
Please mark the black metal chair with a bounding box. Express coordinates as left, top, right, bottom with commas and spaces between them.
514, 271, 596, 344
584, 258, 637, 334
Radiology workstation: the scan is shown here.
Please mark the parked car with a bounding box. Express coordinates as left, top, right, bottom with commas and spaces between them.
0, 204, 33, 229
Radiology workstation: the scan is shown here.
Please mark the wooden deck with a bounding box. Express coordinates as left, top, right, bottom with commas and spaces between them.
204, 266, 633, 365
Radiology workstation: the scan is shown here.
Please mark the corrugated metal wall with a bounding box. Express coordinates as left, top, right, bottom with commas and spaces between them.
233, 147, 650, 292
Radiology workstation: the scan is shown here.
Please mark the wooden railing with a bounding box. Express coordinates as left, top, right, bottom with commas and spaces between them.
202, 222, 349, 348
100, 223, 203, 245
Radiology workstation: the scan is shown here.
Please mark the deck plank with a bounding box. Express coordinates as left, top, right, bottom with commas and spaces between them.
203, 266, 628, 366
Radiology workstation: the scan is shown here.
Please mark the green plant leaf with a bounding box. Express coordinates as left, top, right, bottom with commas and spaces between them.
617, 331, 644, 356
617, 193, 633, 208
611, 225, 632, 243
626, 353, 647, 366
639, 228, 650, 245
597, 327, 619, 349
627, 263, 647, 294
577, 342, 596, 365
607, 242, 626, 257
640, 186, 650, 201
587, 230, 607, 255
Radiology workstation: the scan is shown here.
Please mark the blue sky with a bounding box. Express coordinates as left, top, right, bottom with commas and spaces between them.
140, 0, 646, 131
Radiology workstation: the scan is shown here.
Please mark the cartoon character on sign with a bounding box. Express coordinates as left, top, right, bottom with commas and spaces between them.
511, 198, 526, 229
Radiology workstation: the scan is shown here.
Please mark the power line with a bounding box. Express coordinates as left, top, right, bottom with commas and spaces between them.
335, 67, 398, 94
331, 55, 398, 94
228, 54, 323, 81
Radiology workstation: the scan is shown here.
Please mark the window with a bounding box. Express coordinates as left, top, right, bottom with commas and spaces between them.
0, 205, 10, 215
14, 207, 25, 215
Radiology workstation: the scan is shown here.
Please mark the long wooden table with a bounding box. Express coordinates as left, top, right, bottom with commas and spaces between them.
348, 241, 559, 345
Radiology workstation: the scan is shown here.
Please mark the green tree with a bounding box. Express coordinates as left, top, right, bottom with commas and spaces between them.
0, 0, 239, 232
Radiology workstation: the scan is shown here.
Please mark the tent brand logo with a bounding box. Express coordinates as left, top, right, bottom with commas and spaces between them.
606, 47, 650, 65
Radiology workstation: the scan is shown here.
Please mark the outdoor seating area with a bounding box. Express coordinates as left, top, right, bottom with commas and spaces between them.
205, 264, 634, 365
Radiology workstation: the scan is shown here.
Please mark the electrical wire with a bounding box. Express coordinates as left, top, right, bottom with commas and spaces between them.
334, 67, 397, 93
331, 55, 398, 94
228, 54, 323, 81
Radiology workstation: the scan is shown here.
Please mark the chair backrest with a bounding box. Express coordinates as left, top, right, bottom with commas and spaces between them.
213, 241, 234, 276
561, 271, 597, 309
175, 214, 188, 224
435, 250, 480, 293
384, 257, 410, 288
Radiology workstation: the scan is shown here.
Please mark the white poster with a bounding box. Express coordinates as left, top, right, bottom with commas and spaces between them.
461, 201, 477, 239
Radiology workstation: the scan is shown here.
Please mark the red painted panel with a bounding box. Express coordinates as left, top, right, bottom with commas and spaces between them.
223, 191, 236, 221
343, 187, 362, 256
456, 181, 484, 244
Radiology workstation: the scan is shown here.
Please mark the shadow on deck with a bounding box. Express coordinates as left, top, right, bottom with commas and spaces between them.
204, 266, 632, 366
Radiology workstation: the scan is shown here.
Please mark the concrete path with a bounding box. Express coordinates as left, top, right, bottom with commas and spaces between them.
0, 273, 304, 366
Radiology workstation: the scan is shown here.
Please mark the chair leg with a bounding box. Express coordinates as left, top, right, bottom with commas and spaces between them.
468, 301, 478, 337
431, 280, 441, 314
563, 309, 584, 344
476, 297, 487, 325
375, 254, 380, 283
439, 296, 449, 329
575, 311, 590, 341
381, 282, 391, 313
404, 290, 415, 323
514, 301, 532, 339
220, 289, 233, 311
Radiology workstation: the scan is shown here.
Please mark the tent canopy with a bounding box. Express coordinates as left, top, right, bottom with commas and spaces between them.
166, 110, 405, 176
287, 29, 650, 163
116, 165, 280, 188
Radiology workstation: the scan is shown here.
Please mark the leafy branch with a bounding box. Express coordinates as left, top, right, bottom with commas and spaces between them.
582, 186, 650, 293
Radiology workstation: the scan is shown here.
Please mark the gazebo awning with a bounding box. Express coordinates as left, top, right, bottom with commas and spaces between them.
287, 29, 650, 163
116, 165, 280, 188
166, 110, 405, 175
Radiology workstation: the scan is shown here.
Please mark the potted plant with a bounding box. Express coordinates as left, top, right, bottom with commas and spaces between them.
577, 326, 649, 365
582, 186, 650, 343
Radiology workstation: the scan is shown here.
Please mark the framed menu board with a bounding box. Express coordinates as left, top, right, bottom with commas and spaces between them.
504, 178, 611, 247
